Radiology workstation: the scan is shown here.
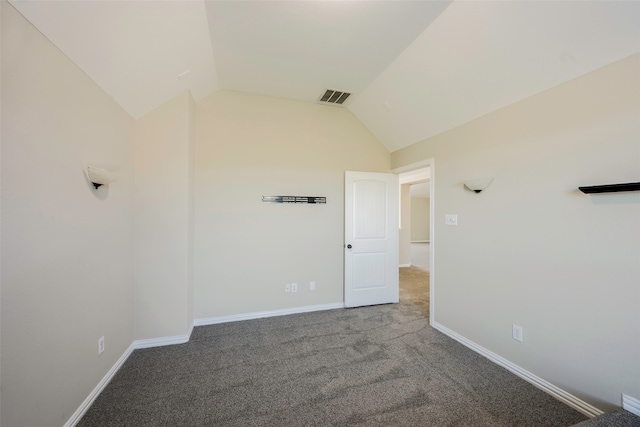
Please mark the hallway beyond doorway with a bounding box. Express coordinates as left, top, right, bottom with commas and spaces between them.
410, 242, 430, 272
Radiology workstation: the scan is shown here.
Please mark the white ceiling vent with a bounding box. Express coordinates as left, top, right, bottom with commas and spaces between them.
317, 89, 352, 106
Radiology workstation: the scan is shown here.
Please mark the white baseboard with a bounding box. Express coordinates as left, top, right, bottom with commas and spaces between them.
194, 302, 344, 326
133, 332, 191, 349
399, 263, 411, 268
431, 321, 603, 419
133, 320, 194, 349
623, 394, 640, 417
64, 343, 135, 427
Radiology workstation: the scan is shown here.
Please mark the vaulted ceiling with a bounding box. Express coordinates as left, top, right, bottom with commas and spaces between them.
9, 0, 640, 152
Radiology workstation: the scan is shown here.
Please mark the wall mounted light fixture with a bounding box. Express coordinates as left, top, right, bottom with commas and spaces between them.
87, 165, 118, 189
463, 177, 494, 193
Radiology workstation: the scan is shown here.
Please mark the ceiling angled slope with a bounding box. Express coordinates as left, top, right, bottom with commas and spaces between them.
204, 0, 451, 105
9, 0, 219, 119
8, 0, 640, 153
349, 1, 640, 152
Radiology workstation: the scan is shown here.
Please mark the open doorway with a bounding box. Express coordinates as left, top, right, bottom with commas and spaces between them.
408, 181, 430, 271
396, 161, 434, 321
398, 166, 431, 271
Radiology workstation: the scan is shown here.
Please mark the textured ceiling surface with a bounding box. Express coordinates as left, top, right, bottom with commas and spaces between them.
9, 0, 640, 152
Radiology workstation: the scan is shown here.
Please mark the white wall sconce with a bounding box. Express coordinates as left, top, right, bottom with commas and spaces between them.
463, 177, 494, 193
87, 165, 119, 189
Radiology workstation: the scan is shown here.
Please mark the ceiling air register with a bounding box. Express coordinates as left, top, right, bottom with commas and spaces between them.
317, 89, 351, 106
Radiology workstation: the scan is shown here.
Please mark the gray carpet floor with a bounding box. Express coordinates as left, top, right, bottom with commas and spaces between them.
573, 409, 640, 427
79, 266, 590, 426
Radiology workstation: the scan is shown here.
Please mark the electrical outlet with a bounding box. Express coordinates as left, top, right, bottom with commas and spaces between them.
310, 281, 316, 291
291, 283, 298, 293
512, 324, 523, 342
285, 284, 291, 292
98, 336, 105, 355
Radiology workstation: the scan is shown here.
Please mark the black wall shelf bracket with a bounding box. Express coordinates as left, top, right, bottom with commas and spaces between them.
578, 182, 640, 194
262, 195, 326, 204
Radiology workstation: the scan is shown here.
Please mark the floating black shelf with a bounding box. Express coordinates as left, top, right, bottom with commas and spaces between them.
578, 182, 640, 194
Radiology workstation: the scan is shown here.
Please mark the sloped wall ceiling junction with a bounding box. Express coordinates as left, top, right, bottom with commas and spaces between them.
350, 1, 640, 151
9, 0, 640, 151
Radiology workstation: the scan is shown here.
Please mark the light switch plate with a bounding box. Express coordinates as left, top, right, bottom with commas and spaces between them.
445, 214, 458, 226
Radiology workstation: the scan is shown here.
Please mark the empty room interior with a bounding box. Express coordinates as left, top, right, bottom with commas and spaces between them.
1, 0, 639, 426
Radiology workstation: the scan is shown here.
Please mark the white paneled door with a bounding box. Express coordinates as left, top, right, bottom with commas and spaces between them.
344, 171, 399, 308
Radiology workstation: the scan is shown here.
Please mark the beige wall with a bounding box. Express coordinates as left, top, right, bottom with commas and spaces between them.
194, 91, 390, 318
392, 53, 640, 410
1, 2, 135, 425
410, 197, 430, 242
134, 91, 195, 340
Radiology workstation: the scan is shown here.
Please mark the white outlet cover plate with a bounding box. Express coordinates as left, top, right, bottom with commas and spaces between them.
512, 324, 523, 342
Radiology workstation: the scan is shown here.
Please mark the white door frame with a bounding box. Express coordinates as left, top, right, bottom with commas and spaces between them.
392, 159, 435, 325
